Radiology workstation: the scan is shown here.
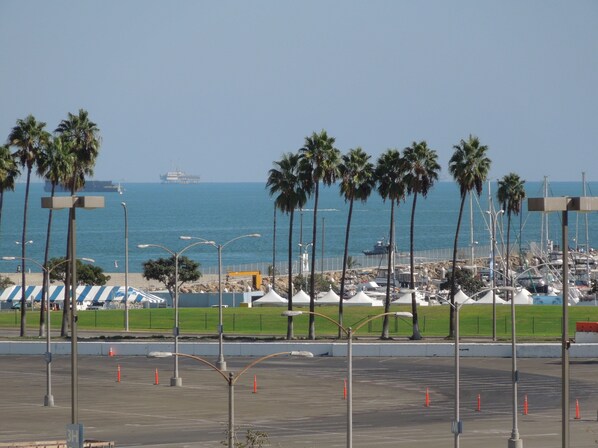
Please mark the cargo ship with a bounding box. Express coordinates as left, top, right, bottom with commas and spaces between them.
160, 170, 201, 184
44, 180, 122, 193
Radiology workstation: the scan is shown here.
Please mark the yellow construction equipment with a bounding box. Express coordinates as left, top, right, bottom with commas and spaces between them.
227, 271, 262, 290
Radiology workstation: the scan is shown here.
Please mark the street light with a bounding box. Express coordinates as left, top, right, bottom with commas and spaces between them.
281, 309, 412, 448
2, 256, 94, 407
121, 202, 129, 331
138, 240, 213, 386
446, 286, 517, 448
528, 195, 598, 448
41, 195, 104, 434
15, 240, 33, 335
148, 350, 313, 448
486, 209, 504, 342
180, 233, 261, 371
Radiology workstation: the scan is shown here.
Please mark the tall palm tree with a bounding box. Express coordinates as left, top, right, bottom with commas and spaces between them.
0, 145, 20, 238
299, 130, 341, 340
36, 136, 74, 336
375, 148, 407, 339
338, 147, 375, 336
267, 152, 307, 340
497, 173, 526, 292
447, 135, 491, 338
55, 109, 101, 335
403, 141, 440, 340
8, 115, 50, 337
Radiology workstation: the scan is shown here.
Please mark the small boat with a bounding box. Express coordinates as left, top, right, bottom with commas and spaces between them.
363, 240, 389, 256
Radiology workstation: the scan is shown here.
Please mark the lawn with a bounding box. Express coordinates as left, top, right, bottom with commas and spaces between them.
2, 304, 598, 340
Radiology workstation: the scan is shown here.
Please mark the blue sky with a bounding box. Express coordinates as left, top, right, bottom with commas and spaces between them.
1, 1, 596, 183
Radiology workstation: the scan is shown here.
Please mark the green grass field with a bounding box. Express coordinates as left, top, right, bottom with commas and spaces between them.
2, 304, 598, 340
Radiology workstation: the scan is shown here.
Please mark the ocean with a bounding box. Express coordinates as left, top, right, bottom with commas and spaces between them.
0, 181, 596, 275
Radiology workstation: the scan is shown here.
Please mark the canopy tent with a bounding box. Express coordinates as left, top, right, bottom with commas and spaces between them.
393, 291, 428, 306
316, 288, 340, 305
291, 289, 311, 306
454, 289, 471, 305
252, 289, 288, 307
474, 290, 507, 305
0, 285, 165, 305
345, 290, 383, 307
512, 289, 533, 305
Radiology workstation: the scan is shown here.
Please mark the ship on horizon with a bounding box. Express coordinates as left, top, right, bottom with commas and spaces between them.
44, 180, 122, 193
160, 170, 201, 184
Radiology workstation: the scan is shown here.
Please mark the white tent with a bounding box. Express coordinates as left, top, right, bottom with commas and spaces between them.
345, 290, 383, 307
393, 291, 429, 306
316, 288, 340, 305
454, 289, 471, 305
252, 289, 288, 307
474, 290, 507, 305
512, 289, 533, 305
291, 289, 311, 306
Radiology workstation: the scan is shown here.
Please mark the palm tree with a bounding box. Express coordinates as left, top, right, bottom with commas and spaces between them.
55, 109, 101, 335
36, 136, 74, 336
0, 145, 20, 238
299, 130, 341, 340
497, 173, 526, 293
447, 135, 491, 338
8, 115, 50, 337
267, 152, 307, 339
375, 148, 407, 339
403, 141, 440, 340
338, 147, 375, 336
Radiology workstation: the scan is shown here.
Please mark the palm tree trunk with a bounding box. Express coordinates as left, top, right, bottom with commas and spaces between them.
308, 182, 319, 340
381, 199, 395, 339
338, 196, 354, 338
410, 191, 422, 340
286, 209, 295, 340
39, 184, 55, 337
448, 195, 467, 339
20, 168, 32, 337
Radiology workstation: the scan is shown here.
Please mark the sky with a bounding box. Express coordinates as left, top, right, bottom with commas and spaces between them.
1, 1, 597, 183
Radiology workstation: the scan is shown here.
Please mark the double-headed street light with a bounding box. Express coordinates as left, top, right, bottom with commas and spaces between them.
148, 350, 313, 448
121, 202, 129, 331
138, 240, 214, 386
180, 233, 261, 371
2, 256, 94, 407
281, 309, 412, 448
485, 208, 504, 342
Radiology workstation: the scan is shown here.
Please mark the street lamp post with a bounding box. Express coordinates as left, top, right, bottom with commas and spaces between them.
281, 309, 412, 448
41, 195, 104, 432
121, 202, 129, 331
528, 195, 598, 448
138, 240, 213, 386
148, 350, 312, 448
486, 209, 504, 342
180, 234, 261, 371
2, 256, 94, 407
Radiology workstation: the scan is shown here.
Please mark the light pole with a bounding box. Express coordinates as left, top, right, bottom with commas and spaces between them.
121, 202, 129, 331
181, 234, 261, 371
41, 195, 104, 435
148, 350, 313, 448
281, 309, 412, 448
138, 240, 212, 386
528, 195, 598, 448
15, 240, 33, 333
486, 208, 504, 342
2, 256, 94, 407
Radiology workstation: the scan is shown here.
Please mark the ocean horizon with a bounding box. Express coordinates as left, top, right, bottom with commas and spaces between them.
0, 180, 596, 275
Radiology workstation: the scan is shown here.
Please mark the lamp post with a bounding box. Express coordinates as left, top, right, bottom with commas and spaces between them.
485, 208, 504, 342
41, 195, 104, 434
121, 202, 129, 331
528, 195, 598, 448
180, 234, 261, 371
281, 309, 412, 448
148, 350, 312, 448
447, 286, 517, 448
15, 240, 33, 334
2, 256, 94, 407
138, 240, 213, 386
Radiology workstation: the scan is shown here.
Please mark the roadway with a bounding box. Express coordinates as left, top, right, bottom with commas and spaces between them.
2, 355, 598, 447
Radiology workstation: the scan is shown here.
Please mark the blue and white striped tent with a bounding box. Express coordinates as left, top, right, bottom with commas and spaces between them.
0, 285, 164, 305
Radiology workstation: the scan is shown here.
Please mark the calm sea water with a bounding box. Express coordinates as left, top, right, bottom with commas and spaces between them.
0, 181, 596, 274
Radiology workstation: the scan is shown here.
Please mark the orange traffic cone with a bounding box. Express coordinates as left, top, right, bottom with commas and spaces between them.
523, 395, 528, 415
575, 399, 581, 420
253, 375, 257, 394
108, 347, 114, 357
154, 368, 159, 385
343, 379, 347, 400
117, 364, 121, 383
425, 388, 430, 407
